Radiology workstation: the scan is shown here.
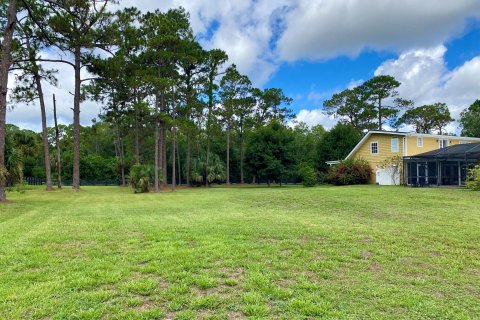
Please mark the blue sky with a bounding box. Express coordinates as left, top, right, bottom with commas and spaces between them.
8, 0, 480, 133
269, 25, 480, 118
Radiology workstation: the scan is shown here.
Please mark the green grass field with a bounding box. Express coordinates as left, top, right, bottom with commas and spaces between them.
1, 185, 479, 319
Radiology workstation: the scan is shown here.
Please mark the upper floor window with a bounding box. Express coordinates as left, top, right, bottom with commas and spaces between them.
391, 138, 399, 153
417, 136, 423, 147
439, 139, 448, 149
371, 142, 379, 154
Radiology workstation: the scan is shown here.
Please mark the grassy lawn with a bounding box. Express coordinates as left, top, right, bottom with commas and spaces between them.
1, 185, 479, 319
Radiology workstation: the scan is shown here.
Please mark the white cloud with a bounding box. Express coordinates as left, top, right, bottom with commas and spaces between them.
7, 0, 480, 131
277, 0, 480, 61
294, 109, 336, 129
375, 45, 480, 133
7, 50, 100, 132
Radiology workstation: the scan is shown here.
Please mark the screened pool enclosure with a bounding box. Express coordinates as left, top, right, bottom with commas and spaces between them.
403, 143, 480, 187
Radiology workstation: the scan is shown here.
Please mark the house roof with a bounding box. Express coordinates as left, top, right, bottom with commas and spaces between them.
404, 143, 480, 160
345, 130, 480, 160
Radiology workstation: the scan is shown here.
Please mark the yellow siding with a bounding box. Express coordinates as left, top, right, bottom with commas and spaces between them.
351, 133, 404, 183
347, 132, 480, 184
406, 135, 480, 156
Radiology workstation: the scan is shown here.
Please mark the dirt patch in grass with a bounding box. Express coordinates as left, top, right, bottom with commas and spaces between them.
370, 262, 383, 272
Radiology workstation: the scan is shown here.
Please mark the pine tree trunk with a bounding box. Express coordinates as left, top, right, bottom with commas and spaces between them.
115, 125, 126, 187
186, 133, 191, 185
53, 94, 62, 188
158, 125, 163, 186
162, 130, 167, 186
134, 107, 140, 164
34, 71, 53, 191
205, 85, 213, 187
206, 139, 210, 186
0, 0, 17, 202
154, 125, 159, 192
172, 126, 176, 191
226, 122, 230, 185
177, 137, 181, 185
154, 94, 160, 192
378, 98, 382, 131
72, 46, 81, 191
240, 123, 244, 184
120, 133, 126, 187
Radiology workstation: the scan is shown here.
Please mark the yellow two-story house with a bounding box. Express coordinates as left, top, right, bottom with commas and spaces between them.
335, 130, 480, 185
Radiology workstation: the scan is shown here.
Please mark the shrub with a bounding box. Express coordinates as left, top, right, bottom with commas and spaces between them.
298, 165, 317, 187
466, 165, 480, 191
129, 164, 155, 193
327, 159, 372, 185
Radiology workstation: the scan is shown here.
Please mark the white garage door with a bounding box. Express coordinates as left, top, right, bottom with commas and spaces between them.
376, 166, 400, 185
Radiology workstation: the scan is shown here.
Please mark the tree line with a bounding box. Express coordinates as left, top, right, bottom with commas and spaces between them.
0, 0, 304, 200
323, 74, 479, 136
1, 1, 479, 200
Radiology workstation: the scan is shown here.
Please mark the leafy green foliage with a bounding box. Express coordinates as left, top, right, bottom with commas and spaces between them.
190, 154, 226, 185
246, 121, 296, 184
397, 102, 453, 134
360, 75, 412, 130
327, 159, 372, 185
128, 164, 155, 193
316, 123, 361, 172
460, 100, 480, 137
298, 164, 317, 187
252, 88, 294, 124
466, 165, 480, 191
323, 86, 377, 131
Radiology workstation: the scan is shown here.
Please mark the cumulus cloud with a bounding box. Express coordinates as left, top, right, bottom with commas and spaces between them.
7, 0, 480, 131
277, 0, 480, 61
293, 109, 336, 129
375, 45, 480, 118
117, 0, 291, 85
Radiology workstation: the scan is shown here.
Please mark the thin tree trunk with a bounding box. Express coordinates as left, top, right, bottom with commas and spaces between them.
226, 121, 230, 185
206, 139, 210, 186
53, 94, 62, 188
134, 106, 140, 164
240, 123, 244, 184
25, 33, 53, 191
205, 84, 214, 187
72, 46, 81, 191
378, 98, 382, 131
34, 71, 53, 191
0, 0, 17, 202
177, 136, 181, 185
154, 94, 160, 192
120, 132, 126, 187
172, 89, 176, 191
115, 125, 125, 187
186, 133, 191, 185
172, 126, 176, 191
158, 125, 163, 186
161, 93, 167, 186
162, 130, 167, 186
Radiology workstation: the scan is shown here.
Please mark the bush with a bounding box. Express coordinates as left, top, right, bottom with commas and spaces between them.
298, 165, 317, 187
327, 159, 372, 185
466, 165, 480, 191
129, 164, 155, 193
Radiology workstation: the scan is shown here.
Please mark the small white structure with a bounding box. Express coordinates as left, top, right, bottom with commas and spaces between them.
376, 166, 400, 185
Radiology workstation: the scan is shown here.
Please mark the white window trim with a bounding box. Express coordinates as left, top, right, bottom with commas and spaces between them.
439, 139, 448, 149
371, 141, 379, 155
391, 137, 399, 153
417, 136, 423, 147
